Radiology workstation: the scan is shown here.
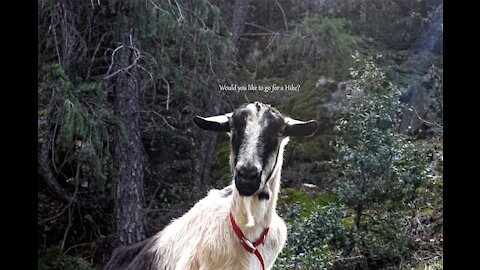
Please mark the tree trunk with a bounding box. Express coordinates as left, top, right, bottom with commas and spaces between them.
193, 131, 217, 194
193, 91, 224, 196
355, 203, 363, 230
51, 0, 81, 81
267, 0, 274, 29
112, 5, 147, 246
356, 164, 368, 231
231, 0, 250, 47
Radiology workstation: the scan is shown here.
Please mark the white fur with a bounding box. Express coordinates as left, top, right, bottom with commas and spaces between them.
144, 137, 290, 270
236, 104, 263, 174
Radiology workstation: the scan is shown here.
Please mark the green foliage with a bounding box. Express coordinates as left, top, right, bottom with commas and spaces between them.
414, 138, 443, 209
356, 212, 414, 268
117, 0, 236, 159
333, 58, 430, 267
50, 63, 111, 193
277, 58, 440, 269
111, 116, 128, 142
276, 203, 349, 269
267, 25, 360, 163
279, 76, 337, 163
147, 185, 192, 210
125, 0, 235, 98
260, 17, 361, 80
210, 136, 232, 187
38, 1, 443, 268
277, 201, 419, 269
333, 56, 428, 211
360, 1, 442, 51
278, 188, 338, 219
300, 17, 359, 66
414, 258, 443, 270
38, 246, 92, 270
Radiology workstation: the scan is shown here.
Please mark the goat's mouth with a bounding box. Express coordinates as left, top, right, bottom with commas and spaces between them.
235, 176, 261, 196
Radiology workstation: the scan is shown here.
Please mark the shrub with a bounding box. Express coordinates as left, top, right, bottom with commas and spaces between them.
276, 57, 436, 269
276, 203, 347, 269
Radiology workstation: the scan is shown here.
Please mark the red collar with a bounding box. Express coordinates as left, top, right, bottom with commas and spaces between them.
229, 211, 270, 270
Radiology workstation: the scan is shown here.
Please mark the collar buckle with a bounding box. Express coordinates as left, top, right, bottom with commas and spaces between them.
241, 237, 256, 253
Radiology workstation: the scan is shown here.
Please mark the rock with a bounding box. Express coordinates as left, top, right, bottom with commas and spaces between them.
399, 65, 442, 134
320, 80, 364, 117
315, 76, 335, 87
302, 183, 317, 188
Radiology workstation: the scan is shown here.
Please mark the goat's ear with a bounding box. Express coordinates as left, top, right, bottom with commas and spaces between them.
193, 113, 232, 132
283, 117, 319, 137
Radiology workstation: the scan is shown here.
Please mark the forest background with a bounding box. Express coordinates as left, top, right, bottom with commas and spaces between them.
37, 0, 443, 269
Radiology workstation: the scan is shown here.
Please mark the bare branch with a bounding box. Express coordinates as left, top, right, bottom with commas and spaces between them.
141, 110, 191, 143
105, 44, 124, 78
274, 0, 288, 31
177, 3, 209, 29
161, 77, 171, 110
207, 46, 218, 80
265, 32, 280, 51
143, 110, 182, 133
173, 0, 185, 23
103, 45, 142, 80
60, 207, 73, 251
86, 31, 109, 80
239, 32, 288, 37
63, 243, 91, 255
39, 156, 82, 225
245, 22, 275, 33
39, 94, 97, 211
409, 107, 443, 129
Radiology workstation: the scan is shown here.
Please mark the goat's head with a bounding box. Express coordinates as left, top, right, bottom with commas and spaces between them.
194, 102, 318, 197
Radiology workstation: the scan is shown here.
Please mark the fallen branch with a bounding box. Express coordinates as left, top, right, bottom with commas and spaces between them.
409, 107, 443, 129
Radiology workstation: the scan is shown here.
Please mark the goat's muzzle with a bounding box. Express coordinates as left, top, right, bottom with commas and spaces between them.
235, 165, 261, 196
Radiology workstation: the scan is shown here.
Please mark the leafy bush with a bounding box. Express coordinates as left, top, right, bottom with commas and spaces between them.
332, 57, 429, 267
333, 56, 429, 219
276, 203, 347, 269
276, 58, 439, 269
276, 202, 414, 269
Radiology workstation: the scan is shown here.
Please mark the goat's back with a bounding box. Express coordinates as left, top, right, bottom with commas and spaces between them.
103, 237, 156, 270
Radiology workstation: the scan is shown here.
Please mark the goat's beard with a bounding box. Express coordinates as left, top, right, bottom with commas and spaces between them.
243, 196, 256, 227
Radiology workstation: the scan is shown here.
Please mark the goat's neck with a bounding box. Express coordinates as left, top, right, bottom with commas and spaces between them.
230, 137, 289, 238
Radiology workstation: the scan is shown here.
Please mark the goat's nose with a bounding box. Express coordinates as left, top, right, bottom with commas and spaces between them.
237, 165, 261, 179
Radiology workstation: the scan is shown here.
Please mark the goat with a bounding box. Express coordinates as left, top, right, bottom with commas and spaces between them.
104, 101, 319, 270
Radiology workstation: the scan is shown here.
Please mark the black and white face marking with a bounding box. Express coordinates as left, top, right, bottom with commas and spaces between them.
193, 101, 319, 197
230, 102, 285, 196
